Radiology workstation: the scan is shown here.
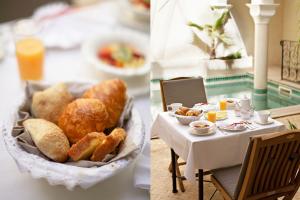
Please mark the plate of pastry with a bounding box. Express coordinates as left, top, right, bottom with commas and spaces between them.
2, 79, 145, 190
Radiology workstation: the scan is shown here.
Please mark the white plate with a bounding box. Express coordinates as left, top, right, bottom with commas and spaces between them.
219, 123, 247, 132
254, 118, 274, 125
168, 111, 176, 117
193, 103, 217, 112
190, 126, 216, 136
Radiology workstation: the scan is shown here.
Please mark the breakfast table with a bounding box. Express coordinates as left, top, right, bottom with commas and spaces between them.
0, 1, 150, 200
151, 110, 286, 200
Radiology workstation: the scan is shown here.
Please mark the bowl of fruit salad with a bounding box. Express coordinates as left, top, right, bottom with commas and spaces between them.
82, 29, 149, 78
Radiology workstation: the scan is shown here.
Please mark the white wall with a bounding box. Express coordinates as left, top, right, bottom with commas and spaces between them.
230, 0, 300, 67
282, 0, 300, 40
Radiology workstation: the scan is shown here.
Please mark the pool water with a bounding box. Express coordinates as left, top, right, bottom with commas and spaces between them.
151, 74, 300, 112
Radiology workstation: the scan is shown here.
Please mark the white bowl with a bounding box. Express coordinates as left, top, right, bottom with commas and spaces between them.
174, 111, 203, 125
120, 0, 150, 22
81, 29, 150, 78
189, 120, 214, 134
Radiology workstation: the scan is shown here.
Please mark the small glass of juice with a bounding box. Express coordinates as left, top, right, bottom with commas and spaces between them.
14, 20, 44, 81
207, 111, 217, 123
219, 100, 227, 111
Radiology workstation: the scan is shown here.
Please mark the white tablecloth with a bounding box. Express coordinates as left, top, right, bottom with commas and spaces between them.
151, 111, 286, 181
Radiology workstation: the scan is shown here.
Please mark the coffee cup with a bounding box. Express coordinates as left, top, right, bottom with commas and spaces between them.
167, 103, 182, 112
257, 110, 271, 124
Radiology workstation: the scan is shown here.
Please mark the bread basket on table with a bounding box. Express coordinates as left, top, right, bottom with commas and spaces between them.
2, 80, 145, 190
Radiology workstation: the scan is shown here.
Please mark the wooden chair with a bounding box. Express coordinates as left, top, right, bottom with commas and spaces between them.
211, 130, 300, 200
159, 76, 208, 192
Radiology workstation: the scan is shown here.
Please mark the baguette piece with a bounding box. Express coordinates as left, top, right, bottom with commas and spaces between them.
23, 119, 70, 162
68, 132, 106, 161
91, 128, 126, 162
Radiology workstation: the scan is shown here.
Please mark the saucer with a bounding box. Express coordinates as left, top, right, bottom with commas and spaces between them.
168, 111, 176, 117
189, 126, 216, 136
254, 118, 274, 125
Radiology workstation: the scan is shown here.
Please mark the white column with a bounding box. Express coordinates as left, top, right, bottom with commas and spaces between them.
247, 1, 279, 93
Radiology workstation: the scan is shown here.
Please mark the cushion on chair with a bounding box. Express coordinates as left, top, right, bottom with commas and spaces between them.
212, 139, 254, 199
161, 77, 207, 108
212, 165, 242, 199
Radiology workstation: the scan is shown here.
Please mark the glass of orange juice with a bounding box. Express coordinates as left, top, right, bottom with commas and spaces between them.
207, 111, 217, 123
219, 100, 227, 111
14, 20, 44, 81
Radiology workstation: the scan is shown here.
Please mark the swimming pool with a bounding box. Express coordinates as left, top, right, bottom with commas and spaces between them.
151, 74, 300, 112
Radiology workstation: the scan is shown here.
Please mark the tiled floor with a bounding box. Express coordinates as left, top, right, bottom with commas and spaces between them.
151, 115, 300, 200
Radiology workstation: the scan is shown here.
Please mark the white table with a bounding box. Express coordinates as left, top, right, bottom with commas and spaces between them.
0, 1, 150, 200
151, 110, 286, 199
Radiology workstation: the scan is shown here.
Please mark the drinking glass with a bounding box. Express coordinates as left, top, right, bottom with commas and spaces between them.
219, 100, 227, 110
207, 111, 217, 123
14, 19, 44, 81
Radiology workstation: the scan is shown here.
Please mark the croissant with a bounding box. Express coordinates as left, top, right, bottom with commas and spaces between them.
91, 128, 126, 162
31, 83, 74, 124
58, 98, 109, 144
82, 79, 127, 128
68, 132, 106, 161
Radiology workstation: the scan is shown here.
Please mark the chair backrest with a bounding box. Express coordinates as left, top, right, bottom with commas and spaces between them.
236, 130, 300, 200
159, 77, 207, 111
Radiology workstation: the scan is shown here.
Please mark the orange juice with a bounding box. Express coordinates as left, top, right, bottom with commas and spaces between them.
219, 100, 227, 110
207, 111, 216, 123
16, 38, 44, 80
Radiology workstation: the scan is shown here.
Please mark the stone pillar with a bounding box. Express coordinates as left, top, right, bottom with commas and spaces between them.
247, 0, 279, 94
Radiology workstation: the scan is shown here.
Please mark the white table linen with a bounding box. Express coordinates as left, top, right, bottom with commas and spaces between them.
151, 111, 286, 181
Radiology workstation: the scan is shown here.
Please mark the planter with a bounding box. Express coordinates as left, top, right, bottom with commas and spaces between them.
199, 57, 253, 71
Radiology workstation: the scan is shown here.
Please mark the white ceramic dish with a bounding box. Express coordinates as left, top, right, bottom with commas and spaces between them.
81, 29, 150, 78
189, 126, 216, 136
175, 112, 203, 125
119, 0, 150, 22
2, 82, 145, 190
193, 103, 217, 112
219, 123, 247, 132
189, 120, 214, 134
254, 118, 274, 125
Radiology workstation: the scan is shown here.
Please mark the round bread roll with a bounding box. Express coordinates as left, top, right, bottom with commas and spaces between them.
31, 83, 74, 124
58, 98, 109, 144
23, 119, 70, 162
82, 79, 127, 128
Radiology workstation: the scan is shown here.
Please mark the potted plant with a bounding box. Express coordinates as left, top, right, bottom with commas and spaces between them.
188, 8, 244, 71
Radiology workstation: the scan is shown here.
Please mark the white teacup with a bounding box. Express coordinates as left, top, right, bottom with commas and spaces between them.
167, 103, 182, 112
240, 109, 251, 120
257, 110, 271, 124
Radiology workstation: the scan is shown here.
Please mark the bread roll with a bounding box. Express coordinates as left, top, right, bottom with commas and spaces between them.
83, 79, 127, 128
23, 119, 70, 162
68, 132, 106, 161
31, 83, 74, 124
58, 98, 109, 144
91, 128, 126, 162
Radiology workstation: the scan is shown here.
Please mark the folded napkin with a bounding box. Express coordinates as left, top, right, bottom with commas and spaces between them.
134, 141, 150, 190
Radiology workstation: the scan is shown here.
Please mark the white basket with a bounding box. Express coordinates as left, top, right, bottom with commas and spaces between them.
2, 108, 145, 190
